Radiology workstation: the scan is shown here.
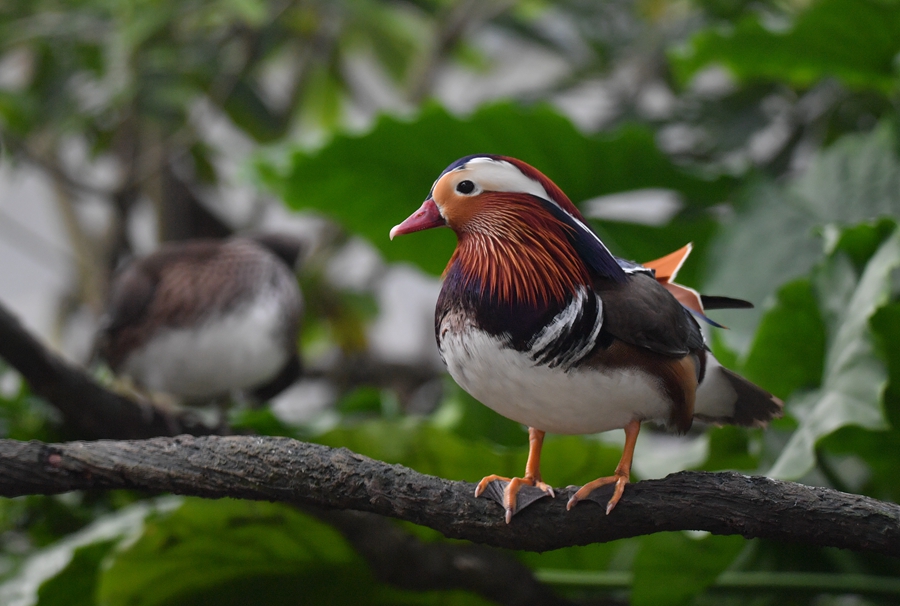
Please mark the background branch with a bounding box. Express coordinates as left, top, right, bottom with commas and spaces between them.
406, 0, 516, 103
307, 507, 587, 606
0, 300, 218, 439
1, 435, 898, 558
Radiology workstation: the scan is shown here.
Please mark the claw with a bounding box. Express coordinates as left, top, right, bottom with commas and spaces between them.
476, 476, 555, 522
475, 428, 556, 522
566, 419, 641, 516
475, 474, 505, 499
566, 471, 629, 514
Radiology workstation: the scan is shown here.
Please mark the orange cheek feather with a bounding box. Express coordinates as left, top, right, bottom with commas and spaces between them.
444, 193, 592, 308
433, 176, 481, 231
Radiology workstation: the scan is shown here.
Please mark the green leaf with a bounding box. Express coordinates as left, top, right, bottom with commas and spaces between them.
704, 122, 900, 350
631, 533, 745, 606
223, 79, 289, 143
98, 498, 492, 606
672, 0, 900, 94
518, 541, 624, 575
97, 499, 355, 606
36, 541, 117, 606
740, 278, 827, 400
702, 425, 758, 472
827, 218, 900, 272
0, 498, 180, 606
816, 302, 900, 502
336, 385, 385, 417
255, 103, 735, 275
701, 180, 821, 350
768, 229, 900, 479
871, 303, 900, 432
792, 125, 900, 225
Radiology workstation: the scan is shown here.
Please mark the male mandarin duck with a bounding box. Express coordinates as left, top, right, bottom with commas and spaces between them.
390, 155, 783, 523
96, 234, 304, 403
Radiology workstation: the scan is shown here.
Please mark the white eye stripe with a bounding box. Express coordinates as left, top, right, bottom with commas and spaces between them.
457, 157, 626, 277
456, 158, 552, 201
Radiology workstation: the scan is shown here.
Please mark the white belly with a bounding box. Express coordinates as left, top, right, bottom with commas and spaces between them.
122, 294, 290, 399
441, 328, 670, 435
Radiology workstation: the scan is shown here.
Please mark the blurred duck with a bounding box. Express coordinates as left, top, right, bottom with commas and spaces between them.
391, 154, 782, 522
96, 233, 303, 404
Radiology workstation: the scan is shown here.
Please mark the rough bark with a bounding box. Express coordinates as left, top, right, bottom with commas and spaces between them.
1, 436, 897, 558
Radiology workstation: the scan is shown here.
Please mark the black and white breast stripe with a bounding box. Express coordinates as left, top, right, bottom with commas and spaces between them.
526, 287, 603, 370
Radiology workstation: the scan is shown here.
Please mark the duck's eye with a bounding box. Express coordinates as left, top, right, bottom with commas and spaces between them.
456, 180, 475, 195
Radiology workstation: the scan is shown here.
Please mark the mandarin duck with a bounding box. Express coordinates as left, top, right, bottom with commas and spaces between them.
390, 155, 782, 522
96, 234, 304, 403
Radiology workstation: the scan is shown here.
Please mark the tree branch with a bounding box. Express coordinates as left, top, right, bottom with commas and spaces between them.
1, 436, 898, 558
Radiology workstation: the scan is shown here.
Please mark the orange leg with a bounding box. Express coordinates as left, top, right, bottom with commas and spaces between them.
567, 419, 641, 515
475, 427, 555, 523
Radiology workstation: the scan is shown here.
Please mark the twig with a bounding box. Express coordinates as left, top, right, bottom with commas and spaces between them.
406, 0, 517, 104
1, 436, 897, 557
49, 171, 108, 313
8, 137, 111, 198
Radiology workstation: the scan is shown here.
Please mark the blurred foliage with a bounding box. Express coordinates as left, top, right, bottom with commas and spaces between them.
4, 0, 900, 605
631, 533, 745, 606
255, 102, 736, 275
703, 123, 900, 343
0, 366, 59, 444
96, 498, 493, 606
0, 0, 435, 145
672, 0, 900, 94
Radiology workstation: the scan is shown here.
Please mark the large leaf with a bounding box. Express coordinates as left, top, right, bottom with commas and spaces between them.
704, 122, 900, 350
631, 533, 745, 606
97, 499, 354, 606
0, 498, 180, 606
701, 180, 822, 350
767, 229, 900, 479
672, 0, 900, 94
254, 103, 735, 275
702, 426, 760, 472
97, 498, 491, 606
740, 278, 827, 400
819, 302, 900, 502
34, 541, 117, 606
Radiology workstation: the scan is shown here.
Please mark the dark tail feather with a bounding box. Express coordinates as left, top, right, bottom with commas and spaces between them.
721, 368, 782, 427
694, 360, 783, 427
700, 295, 754, 310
